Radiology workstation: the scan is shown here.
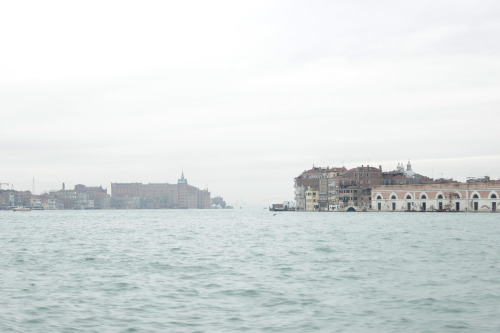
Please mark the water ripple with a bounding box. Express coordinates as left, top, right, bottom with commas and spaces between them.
1, 210, 499, 332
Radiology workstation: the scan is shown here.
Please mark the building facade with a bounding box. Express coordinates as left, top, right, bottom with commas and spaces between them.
294, 162, 497, 212
372, 181, 500, 212
111, 173, 211, 209
0, 184, 110, 210
294, 165, 383, 211
294, 166, 349, 211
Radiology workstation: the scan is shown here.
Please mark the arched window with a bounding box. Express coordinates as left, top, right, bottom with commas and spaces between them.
437, 194, 443, 199
377, 195, 382, 200
391, 195, 396, 200
406, 195, 411, 200
421, 195, 427, 199
473, 194, 479, 199
491, 194, 498, 199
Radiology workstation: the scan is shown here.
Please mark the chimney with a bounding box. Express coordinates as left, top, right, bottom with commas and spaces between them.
379, 165, 382, 171
62, 182, 65, 190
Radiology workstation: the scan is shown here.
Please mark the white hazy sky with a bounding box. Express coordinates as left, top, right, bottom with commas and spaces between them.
1, 0, 500, 205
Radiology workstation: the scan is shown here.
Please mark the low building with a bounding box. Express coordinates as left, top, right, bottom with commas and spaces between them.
372, 181, 500, 212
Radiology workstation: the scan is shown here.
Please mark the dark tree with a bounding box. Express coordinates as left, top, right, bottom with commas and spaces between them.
211, 196, 226, 208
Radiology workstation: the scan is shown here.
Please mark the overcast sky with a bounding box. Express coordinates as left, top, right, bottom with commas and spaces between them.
1, 0, 499, 205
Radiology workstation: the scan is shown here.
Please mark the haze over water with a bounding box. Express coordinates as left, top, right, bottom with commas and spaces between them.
1, 209, 499, 332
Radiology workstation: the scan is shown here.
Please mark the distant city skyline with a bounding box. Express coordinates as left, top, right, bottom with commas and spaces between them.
1, 0, 499, 205
3, 157, 499, 206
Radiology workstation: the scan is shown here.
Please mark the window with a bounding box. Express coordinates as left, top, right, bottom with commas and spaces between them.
391, 195, 396, 199
437, 194, 443, 199
377, 195, 382, 200
406, 195, 411, 199
473, 194, 479, 199
421, 195, 427, 199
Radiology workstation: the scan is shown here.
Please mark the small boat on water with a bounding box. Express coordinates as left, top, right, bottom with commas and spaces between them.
13, 207, 31, 212
269, 204, 285, 211
269, 201, 295, 212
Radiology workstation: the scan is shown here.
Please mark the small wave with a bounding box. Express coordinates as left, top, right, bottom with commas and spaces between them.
315, 247, 334, 253
443, 322, 470, 329
218, 289, 260, 297
149, 262, 173, 270
204, 283, 221, 289
408, 297, 438, 305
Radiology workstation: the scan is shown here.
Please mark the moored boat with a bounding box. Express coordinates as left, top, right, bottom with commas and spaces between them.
269, 204, 285, 211
13, 206, 31, 212
269, 201, 295, 211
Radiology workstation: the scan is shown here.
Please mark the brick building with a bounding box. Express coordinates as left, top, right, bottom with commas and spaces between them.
111, 172, 211, 209
294, 162, 445, 211
372, 180, 500, 212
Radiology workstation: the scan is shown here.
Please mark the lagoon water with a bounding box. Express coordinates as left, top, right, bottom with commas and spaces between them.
1, 209, 499, 332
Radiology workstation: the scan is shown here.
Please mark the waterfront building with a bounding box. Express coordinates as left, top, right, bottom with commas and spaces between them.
305, 186, 319, 211
319, 178, 328, 210
47, 198, 58, 210
29, 197, 43, 210
372, 180, 500, 212
0, 190, 60, 210
294, 184, 306, 211
295, 165, 384, 211
338, 165, 383, 211
54, 190, 77, 209
111, 172, 211, 209
294, 161, 466, 212
74, 184, 109, 209
0, 190, 32, 209
294, 166, 348, 211
47, 184, 110, 209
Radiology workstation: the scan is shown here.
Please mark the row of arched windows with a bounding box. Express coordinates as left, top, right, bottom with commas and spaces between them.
374, 192, 498, 212
376, 193, 498, 200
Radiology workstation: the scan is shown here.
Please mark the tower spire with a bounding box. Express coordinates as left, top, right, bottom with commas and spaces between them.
178, 171, 187, 184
